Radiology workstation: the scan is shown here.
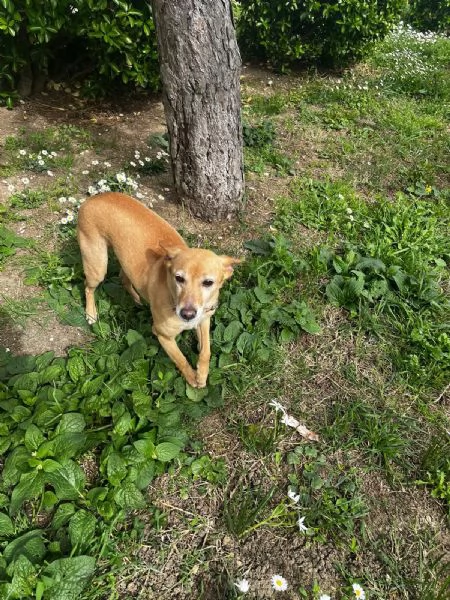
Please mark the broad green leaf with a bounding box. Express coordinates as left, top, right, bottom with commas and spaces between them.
4, 529, 46, 564
10, 372, 39, 393
10, 470, 45, 515
35, 351, 55, 371
51, 503, 76, 530
67, 355, 86, 383
24, 424, 45, 452
114, 482, 146, 510
39, 432, 87, 460
113, 411, 134, 435
119, 340, 147, 365
80, 375, 104, 396
38, 364, 64, 385
106, 452, 128, 486
223, 320, 243, 342
56, 413, 86, 434
185, 385, 209, 402
254, 286, 273, 304
69, 510, 97, 551
133, 438, 155, 459
5, 555, 36, 598
131, 390, 151, 418
43, 555, 96, 600
46, 459, 86, 500
1, 446, 30, 487
236, 331, 253, 355
42, 490, 58, 509
130, 461, 155, 490
126, 329, 146, 346
155, 442, 181, 462
0, 512, 15, 538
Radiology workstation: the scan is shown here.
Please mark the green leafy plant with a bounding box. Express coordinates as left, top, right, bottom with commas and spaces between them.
242, 120, 276, 148
9, 188, 48, 210
238, 0, 407, 68
417, 436, 450, 516
287, 445, 368, 538
0, 224, 30, 266
407, 0, 450, 32
0, 0, 159, 103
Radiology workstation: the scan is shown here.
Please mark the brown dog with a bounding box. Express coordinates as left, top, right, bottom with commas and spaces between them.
76, 192, 240, 388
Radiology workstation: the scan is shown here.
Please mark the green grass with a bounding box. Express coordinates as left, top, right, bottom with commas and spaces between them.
0, 24, 449, 600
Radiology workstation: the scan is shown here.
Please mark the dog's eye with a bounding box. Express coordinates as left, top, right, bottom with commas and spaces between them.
202, 279, 214, 287
175, 274, 185, 284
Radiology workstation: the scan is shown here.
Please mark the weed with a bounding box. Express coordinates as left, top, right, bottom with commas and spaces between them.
223, 483, 287, 538
417, 435, 450, 516
9, 188, 48, 210
0, 224, 31, 266
287, 446, 368, 539
242, 120, 276, 147
246, 93, 288, 116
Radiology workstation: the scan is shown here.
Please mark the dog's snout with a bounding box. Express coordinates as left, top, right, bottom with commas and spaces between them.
180, 306, 197, 321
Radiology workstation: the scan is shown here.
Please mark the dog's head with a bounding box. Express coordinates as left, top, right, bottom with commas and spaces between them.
162, 246, 241, 327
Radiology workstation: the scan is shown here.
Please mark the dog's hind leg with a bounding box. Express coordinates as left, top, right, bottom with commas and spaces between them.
120, 270, 142, 305
78, 233, 108, 324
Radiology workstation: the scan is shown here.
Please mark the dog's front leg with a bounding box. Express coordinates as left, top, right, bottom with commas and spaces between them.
154, 330, 198, 388
196, 317, 211, 388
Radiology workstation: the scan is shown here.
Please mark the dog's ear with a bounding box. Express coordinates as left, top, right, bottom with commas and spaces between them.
160, 244, 182, 262
221, 256, 242, 280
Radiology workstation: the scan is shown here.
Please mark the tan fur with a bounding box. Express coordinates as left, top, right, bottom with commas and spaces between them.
77, 192, 240, 387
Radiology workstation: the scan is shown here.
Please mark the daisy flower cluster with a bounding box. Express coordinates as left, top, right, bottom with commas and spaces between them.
128, 148, 169, 175
58, 196, 83, 226
16, 148, 58, 176
373, 23, 444, 96
87, 172, 139, 196
234, 575, 366, 597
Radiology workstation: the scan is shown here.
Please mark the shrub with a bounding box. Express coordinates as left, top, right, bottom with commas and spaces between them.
0, 0, 159, 101
407, 0, 450, 33
237, 0, 407, 68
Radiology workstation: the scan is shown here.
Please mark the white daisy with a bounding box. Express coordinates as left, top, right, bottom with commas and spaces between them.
269, 399, 287, 414
297, 516, 308, 533
234, 578, 249, 593
287, 489, 300, 503
352, 583, 365, 599
271, 575, 288, 592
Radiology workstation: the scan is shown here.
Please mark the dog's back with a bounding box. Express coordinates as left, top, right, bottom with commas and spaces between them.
77, 192, 186, 255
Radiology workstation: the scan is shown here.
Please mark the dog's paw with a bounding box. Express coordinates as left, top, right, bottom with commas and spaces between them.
86, 313, 97, 325
196, 376, 207, 388
196, 369, 208, 388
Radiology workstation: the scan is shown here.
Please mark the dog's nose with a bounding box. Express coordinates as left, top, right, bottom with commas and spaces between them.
180, 306, 197, 321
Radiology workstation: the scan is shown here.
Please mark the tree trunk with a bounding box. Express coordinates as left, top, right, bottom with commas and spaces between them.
151, 0, 244, 221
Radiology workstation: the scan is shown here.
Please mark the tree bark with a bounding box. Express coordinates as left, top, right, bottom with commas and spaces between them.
151, 0, 244, 221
